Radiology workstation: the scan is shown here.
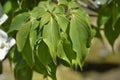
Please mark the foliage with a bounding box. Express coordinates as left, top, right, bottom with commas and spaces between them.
0, 0, 120, 80
97, 0, 120, 47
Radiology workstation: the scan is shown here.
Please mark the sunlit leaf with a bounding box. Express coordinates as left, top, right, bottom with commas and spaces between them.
16, 22, 31, 52
40, 12, 51, 29
73, 9, 95, 48
29, 20, 39, 49
68, 1, 79, 9
38, 0, 49, 9
8, 13, 30, 32
30, 7, 46, 19
56, 40, 70, 64
43, 17, 60, 63
57, 0, 69, 5
53, 6, 65, 14
55, 14, 69, 32
47, 3, 56, 12
22, 38, 34, 67
70, 9, 91, 68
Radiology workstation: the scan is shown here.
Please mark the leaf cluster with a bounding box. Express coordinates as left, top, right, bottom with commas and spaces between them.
95, 0, 120, 51
4, 0, 93, 79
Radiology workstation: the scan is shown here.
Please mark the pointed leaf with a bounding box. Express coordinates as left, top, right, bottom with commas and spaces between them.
33, 52, 48, 75
40, 12, 51, 29
72, 9, 94, 48
104, 18, 120, 46
22, 38, 34, 67
48, 62, 57, 80
54, 6, 65, 14
43, 18, 60, 63
68, 1, 79, 9
30, 7, 46, 19
16, 22, 31, 52
57, 0, 68, 5
37, 40, 52, 65
29, 20, 39, 49
56, 40, 70, 64
63, 40, 76, 62
9, 13, 29, 32
70, 10, 91, 67
14, 60, 33, 80
55, 14, 69, 32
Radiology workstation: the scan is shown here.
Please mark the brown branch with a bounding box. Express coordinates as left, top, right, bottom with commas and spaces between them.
77, 0, 99, 13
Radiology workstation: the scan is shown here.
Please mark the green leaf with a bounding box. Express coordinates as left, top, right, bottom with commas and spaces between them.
69, 9, 91, 68
38, 0, 49, 9
33, 52, 48, 75
2, 0, 12, 13
63, 40, 76, 63
40, 12, 51, 29
68, 1, 79, 9
43, 17, 60, 64
53, 6, 65, 14
16, 22, 31, 52
30, 7, 46, 19
22, 38, 34, 67
56, 40, 70, 64
97, 3, 114, 27
37, 40, 52, 65
14, 47, 33, 80
46, 3, 56, 12
72, 9, 94, 48
29, 20, 39, 49
8, 12, 30, 32
104, 18, 120, 46
48, 62, 57, 80
55, 14, 69, 32
72, 8, 90, 24
57, 57, 70, 67
14, 60, 33, 80
57, 0, 69, 5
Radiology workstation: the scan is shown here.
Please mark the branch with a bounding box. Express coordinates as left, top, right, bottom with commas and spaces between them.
77, 0, 99, 13
88, 0, 99, 8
